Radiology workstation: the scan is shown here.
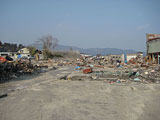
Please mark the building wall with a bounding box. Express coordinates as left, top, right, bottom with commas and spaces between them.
126, 54, 137, 61
0, 52, 18, 60
20, 54, 31, 58
105, 54, 124, 64
17, 48, 31, 58
146, 34, 160, 64
147, 38, 160, 54
18, 48, 30, 54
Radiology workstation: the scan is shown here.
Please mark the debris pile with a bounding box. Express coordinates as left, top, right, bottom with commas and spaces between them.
65, 55, 160, 84
1, 52, 160, 85
63, 64, 160, 85
0, 56, 78, 82
0, 56, 37, 82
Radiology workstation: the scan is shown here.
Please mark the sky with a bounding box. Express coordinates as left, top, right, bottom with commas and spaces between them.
0, 0, 160, 51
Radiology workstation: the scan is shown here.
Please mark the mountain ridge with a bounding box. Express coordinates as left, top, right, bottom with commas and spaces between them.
30, 43, 144, 56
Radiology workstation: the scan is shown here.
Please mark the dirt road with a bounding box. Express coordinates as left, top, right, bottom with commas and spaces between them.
0, 66, 160, 120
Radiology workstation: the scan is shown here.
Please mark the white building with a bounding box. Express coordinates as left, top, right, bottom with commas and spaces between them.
105, 54, 124, 64
18, 48, 31, 58
126, 52, 143, 62
126, 54, 137, 62
0, 52, 18, 60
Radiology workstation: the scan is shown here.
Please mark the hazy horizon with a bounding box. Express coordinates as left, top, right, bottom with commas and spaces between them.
1, 0, 160, 51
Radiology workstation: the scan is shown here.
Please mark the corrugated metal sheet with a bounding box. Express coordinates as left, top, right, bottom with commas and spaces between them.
148, 38, 160, 53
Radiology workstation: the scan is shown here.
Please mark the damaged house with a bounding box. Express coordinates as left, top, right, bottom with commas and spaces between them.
0, 42, 21, 60
0, 41, 31, 60
146, 33, 160, 64
105, 54, 124, 64
17, 47, 31, 59
126, 52, 143, 63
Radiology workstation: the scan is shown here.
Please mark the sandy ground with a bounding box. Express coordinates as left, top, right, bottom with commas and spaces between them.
0, 66, 160, 120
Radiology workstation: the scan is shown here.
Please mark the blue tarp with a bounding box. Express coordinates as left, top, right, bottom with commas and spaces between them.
17, 54, 22, 59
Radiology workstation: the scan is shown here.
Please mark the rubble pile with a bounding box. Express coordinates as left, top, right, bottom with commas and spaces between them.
0, 57, 37, 82
1, 52, 160, 85
0, 56, 78, 82
63, 64, 160, 84
66, 55, 160, 84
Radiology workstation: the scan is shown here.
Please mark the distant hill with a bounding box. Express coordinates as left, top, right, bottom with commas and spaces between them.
30, 43, 142, 56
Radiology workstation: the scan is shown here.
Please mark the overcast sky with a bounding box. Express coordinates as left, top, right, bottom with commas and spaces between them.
0, 0, 160, 51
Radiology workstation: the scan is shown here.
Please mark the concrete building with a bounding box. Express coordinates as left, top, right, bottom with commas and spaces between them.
126, 52, 143, 62
146, 33, 160, 64
105, 54, 124, 64
126, 53, 137, 62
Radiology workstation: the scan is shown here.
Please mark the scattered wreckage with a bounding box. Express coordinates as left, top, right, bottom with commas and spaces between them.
0, 56, 75, 82
59, 55, 160, 84
1, 53, 160, 85
0, 56, 37, 82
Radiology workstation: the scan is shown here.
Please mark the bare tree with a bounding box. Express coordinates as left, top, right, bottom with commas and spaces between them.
37, 35, 59, 59
38, 35, 59, 51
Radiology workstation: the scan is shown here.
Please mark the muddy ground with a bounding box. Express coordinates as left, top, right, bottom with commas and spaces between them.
0, 66, 160, 120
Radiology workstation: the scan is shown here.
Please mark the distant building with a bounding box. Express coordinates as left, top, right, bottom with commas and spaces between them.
80, 53, 92, 58
105, 54, 124, 64
0, 42, 32, 60
126, 52, 143, 62
146, 33, 160, 64
126, 53, 137, 62
18, 48, 31, 58
0, 52, 18, 60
